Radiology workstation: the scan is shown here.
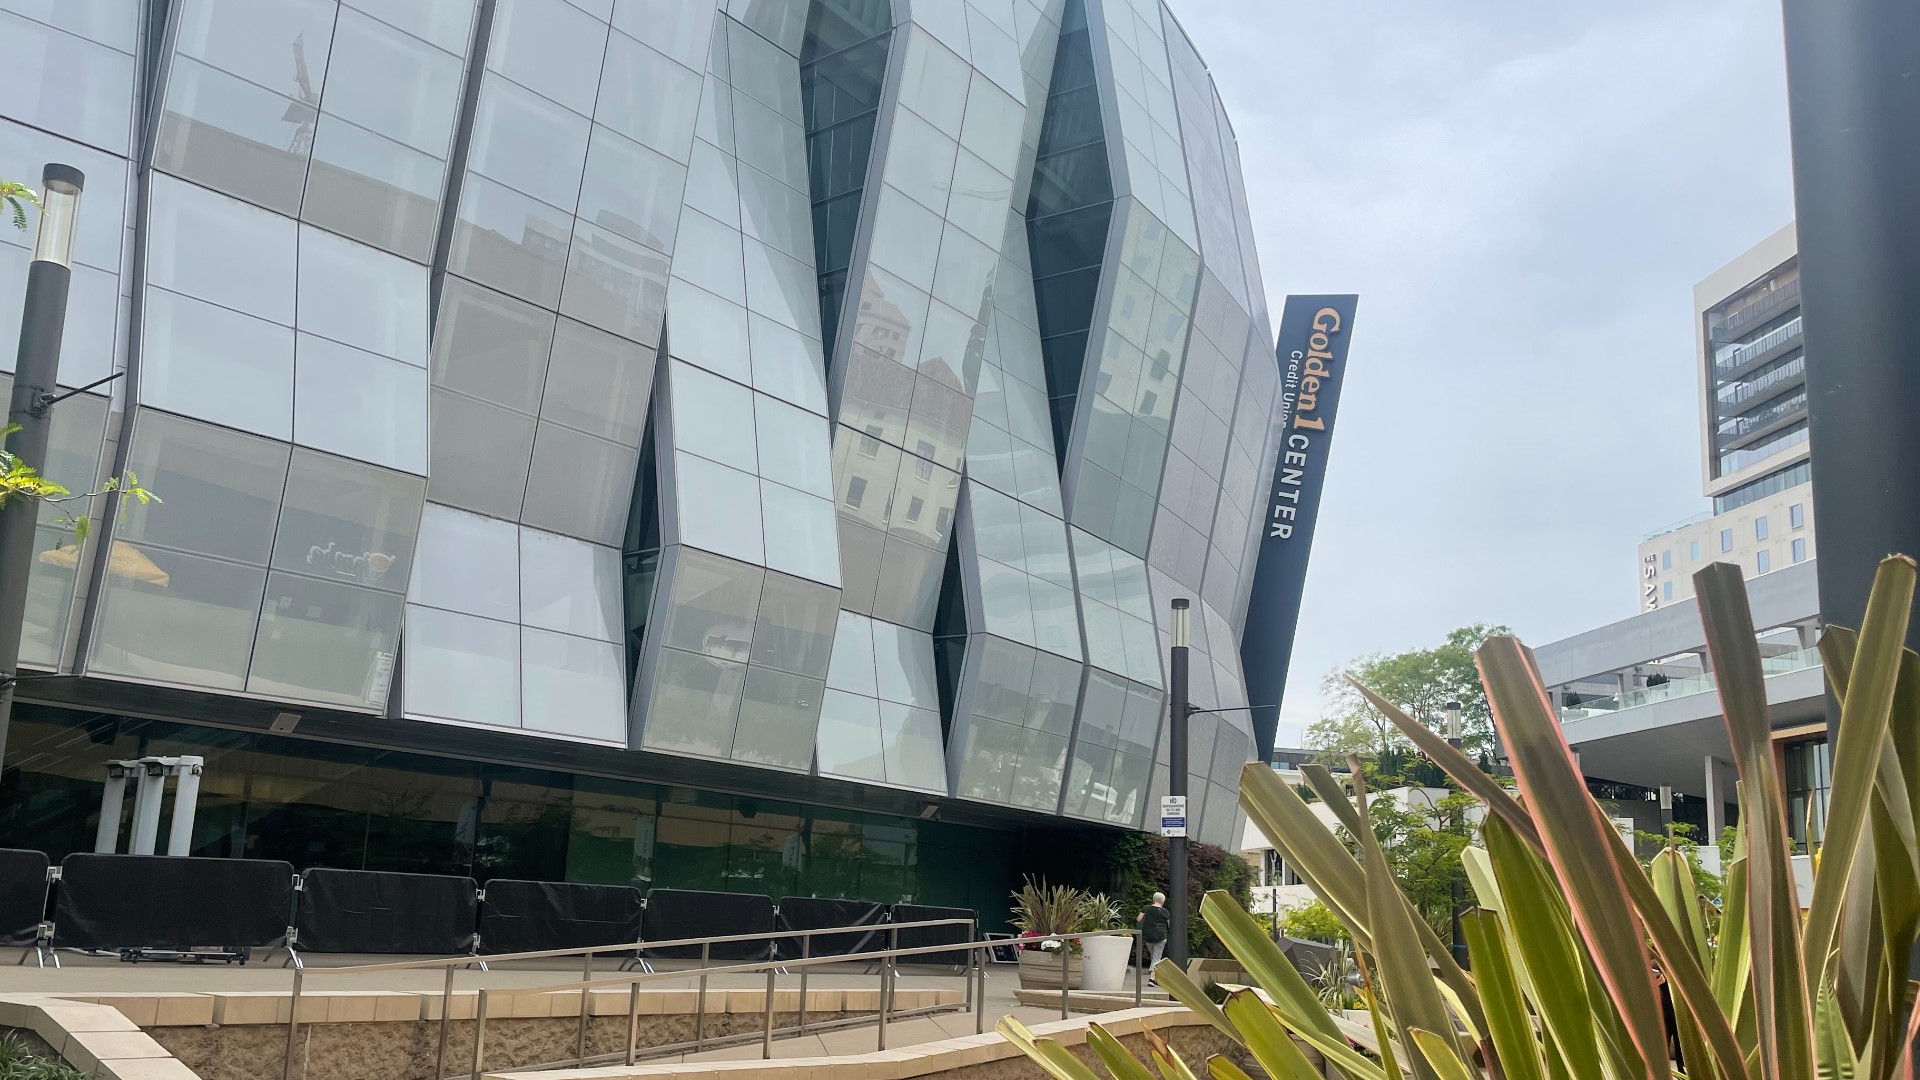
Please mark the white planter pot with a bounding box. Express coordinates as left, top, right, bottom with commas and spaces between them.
1079, 935, 1132, 992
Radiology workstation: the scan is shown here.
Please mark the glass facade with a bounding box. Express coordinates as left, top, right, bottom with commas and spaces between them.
1706, 259, 1807, 481
1, 0, 1277, 851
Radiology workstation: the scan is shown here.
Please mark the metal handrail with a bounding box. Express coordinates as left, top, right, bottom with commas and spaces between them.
460, 928, 1147, 1080
280, 916, 981, 1080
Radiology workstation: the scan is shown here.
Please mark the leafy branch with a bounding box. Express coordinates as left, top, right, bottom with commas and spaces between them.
1, 179, 36, 233
0, 424, 158, 545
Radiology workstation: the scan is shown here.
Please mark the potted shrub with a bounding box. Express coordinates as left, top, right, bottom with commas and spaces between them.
1076, 892, 1133, 991
1009, 877, 1089, 989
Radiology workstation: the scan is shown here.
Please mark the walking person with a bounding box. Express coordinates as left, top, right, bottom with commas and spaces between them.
1137, 891, 1171, 983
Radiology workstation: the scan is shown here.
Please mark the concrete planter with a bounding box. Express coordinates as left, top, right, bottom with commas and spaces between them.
1016, 948, 1083, 989
1079, 935, 1132, 991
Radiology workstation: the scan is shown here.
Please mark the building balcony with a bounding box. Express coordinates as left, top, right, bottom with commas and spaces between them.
1718, 392, 1809, 451
1719, 354, 1806, 412
1559, 646, 1820, 723
1713, 316, 1803, 381
1710, 279, 1800, 343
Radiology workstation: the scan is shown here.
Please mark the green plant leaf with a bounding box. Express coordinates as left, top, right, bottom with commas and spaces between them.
1349, 768, 1468, 1080
1088, 1022, 1160, 1080
1460, 846, 1501, 912
1142, 1026, 1203, 1080
1205, 1055, 1259, 1080
1151, 956, 1240, 1045
1711, 853, 1751, 1022
1813, 977, 1859, 1080
1222, 988, 1387, 1080
1696, 561, 1814, 1080
1461, 910, 1548, 1080
1408, 1028, 1479, 1080
1200, 890, 1343, 1043
1476, 635, 1670, 1080
1239, 763, 1375, 951
1482, 814, 1603, 1075
997, 1017, 1104, 1080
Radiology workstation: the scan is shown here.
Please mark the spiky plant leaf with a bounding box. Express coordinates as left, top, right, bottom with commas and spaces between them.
997, 1017, 1103, 1080
1087, 1022, 1159, 1080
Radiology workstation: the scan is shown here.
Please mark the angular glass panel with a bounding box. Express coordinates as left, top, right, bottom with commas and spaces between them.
0, 119, 128, 271
881, 108, 957, 214
250, 572, 405, 708
1029, 577, 1080, 658
644, 646, 746, 755
522, 627, 627, 740
597, 30, 703, 160
355, 0, 477, 52
89, 549, 267, 690
141, 288, 295, 440
749, 570, 837, 678
931, 226, 998, 319
1009, 727, 1067, 808
870, 536, 941, 629
866, 185, 941, 291
402, 604, 520, 726
954, 715, 1020, 802
270, 448, 424, 591
903, 374, 972, 472
578, 124, 686, 255
730, 91, 807, 193
298, 225, 430, 365
670, 360, 758, 472
758, 481, 839, 585
738, 163, 813, 264
888, 449, 959, 548
682, 139, 740, 228
814, 689, 884, 781
147, 175, 297, 323
542, 319, 656, 445
409, 503, 519, 620
523, 422, 639, 544
958, 73, 1023, 178
895, 29, 967, 138
469, 77, 592, 211
672, 208, 746, 304
878, 702, 945, 791
1, 0, 139, 52
753, 394, 833, 497
917, 301, 985, 395
174, 0, 334, 100
970, 483, 1025, 567
154, 57, 308, 214
730, 666, 823, 769
303, 113, 446, 260
293, 333, 430, 475
611, 0, 715, 69
666, 281, 751, 385
519, 528, 623, 641
834, 519, 885, 615
674, 451, 764, 563
727, 17, 801, 122
945, 150, 1013, 246
433, 277, 553, 414
824, 610, 877, 696
116, 410, 288, 565
747, 314, 827, 415
872, 621, 937, 707
978, 559, 1034, 644
426, 389, 536, 519
559, 220, 671, 343
322, 8, 464, 156
658, 547, 762, 660
963, 3, 1023, 97
449, 175, 572, 307
487, 0, 606, 115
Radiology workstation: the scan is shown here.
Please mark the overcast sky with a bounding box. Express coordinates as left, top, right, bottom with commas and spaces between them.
1176, 1, 1798, 746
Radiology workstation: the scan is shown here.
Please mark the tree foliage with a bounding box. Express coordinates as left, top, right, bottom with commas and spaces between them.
1306, 623, 1510, 765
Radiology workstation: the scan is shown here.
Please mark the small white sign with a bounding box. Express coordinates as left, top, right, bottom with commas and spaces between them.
1160, 795, 1188, 837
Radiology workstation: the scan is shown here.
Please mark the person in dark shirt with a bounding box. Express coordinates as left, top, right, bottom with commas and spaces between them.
1137, 891, 1171, 982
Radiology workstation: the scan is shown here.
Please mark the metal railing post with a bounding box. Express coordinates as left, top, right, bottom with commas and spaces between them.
471, 989, 490, 1080
974, 945, 986, 1035
694, 941, 710, 1049
1060, 940, 1070, 1019
436, 964, 455, 1080
1133, 932, 1144, 1009
625, 982, 641, 1066
282, 966, 304, 1080
576, 950, 593, 1065
877, 952, 892, 1050
796, 934, 810, 1033
762, 966, 777, 1059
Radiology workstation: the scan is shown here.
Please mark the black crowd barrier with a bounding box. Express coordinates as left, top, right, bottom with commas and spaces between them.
295, 868, 477, 955
888, 903, 975, 966
52, 854, 294, 951
641, 888, 774, 960
0, 849, 50, 947
775, 896, 884, 959
480, 880, 643, 956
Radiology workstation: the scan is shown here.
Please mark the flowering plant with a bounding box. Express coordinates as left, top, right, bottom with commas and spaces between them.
1009, 877, 1098, 954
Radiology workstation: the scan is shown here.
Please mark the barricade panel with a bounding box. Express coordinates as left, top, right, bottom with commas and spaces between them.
52, 854, 293, 951
774, 896, 884, 959
0, 849, 49, 947
640, 889, 774, 960
478, 879, 643, 956
294, 868, 477, 955
888, 903, 975, 966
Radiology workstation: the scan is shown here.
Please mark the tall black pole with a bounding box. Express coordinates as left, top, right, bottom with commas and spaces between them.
1446, 729, 1467, 968
0, 163, 84, 788
1167, 597, 1191, 970
1781, 0, 1920, 746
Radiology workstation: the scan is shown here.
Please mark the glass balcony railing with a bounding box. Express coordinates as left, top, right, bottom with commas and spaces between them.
1714, 316, 1803, 376
1718, 391, 1808, 441
1558, 647, 1821, 722
1719, 354, 1806, 410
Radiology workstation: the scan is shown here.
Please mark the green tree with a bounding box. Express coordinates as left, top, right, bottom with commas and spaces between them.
1305, 623, 1510, 768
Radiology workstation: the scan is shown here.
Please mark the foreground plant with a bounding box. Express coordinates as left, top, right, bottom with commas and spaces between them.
1001, 556, 1920, 1080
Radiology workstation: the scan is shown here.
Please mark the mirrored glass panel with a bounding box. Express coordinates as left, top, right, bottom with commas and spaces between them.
730, 665, 823, 769
410, 502, 520, 621
519, 528, 623, 641
644, 646, 746, 756
269, 448, 424, 592
250, 573, 405, 708
402, 604, 520, 726
522, 627, 627, 740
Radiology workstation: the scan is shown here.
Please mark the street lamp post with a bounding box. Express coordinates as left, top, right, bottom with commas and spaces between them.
1658, 784, 1674, 837
0, 163, 84, 787
1166, 598, 1191, 970
1443, 698, 1467, 967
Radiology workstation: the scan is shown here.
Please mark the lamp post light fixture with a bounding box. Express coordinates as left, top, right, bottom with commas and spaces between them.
0, 163, 84, 788
1165, 598, 1191, 969
1659, 783, 1674, 835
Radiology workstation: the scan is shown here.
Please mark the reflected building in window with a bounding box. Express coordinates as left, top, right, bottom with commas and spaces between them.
0, 0, 1283, 888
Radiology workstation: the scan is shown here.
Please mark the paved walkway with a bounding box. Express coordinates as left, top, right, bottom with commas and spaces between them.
0, 951, 1112, 1057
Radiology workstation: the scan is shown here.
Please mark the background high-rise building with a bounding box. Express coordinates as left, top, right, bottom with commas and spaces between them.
0, 0, 1279, 911
1639, 224, 1813, 608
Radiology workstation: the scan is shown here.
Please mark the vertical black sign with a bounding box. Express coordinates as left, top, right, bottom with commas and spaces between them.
1240, 295, 1358, 759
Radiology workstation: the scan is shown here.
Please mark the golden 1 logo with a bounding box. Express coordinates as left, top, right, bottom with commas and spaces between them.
1270, 306, 1343, 539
